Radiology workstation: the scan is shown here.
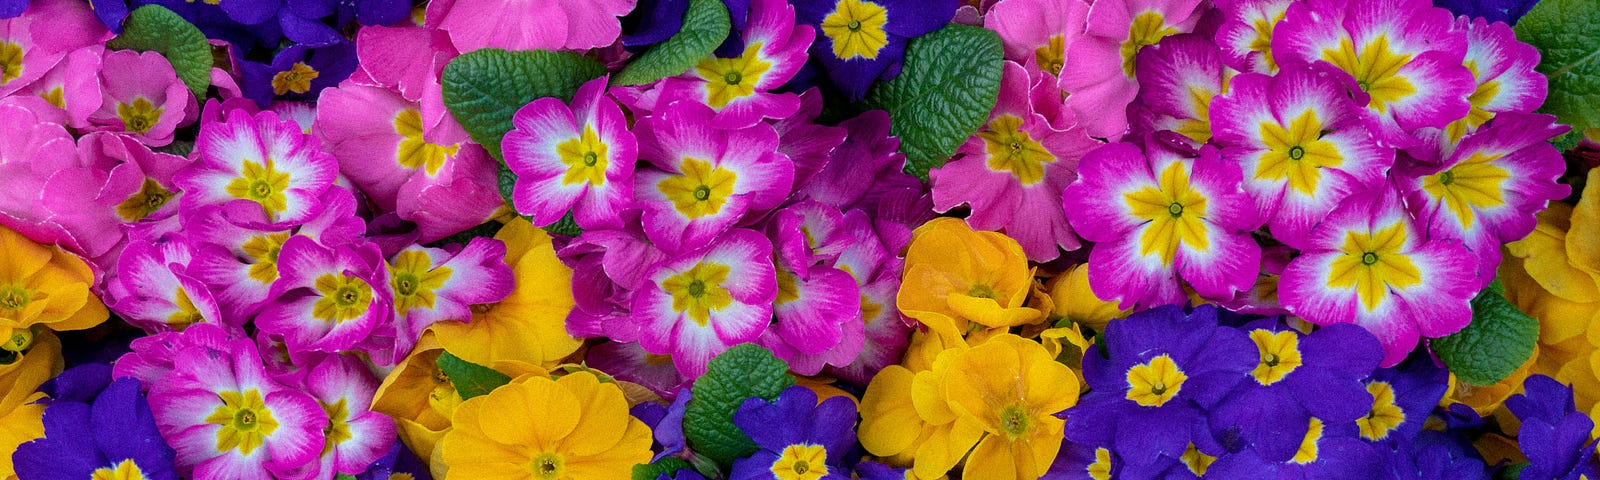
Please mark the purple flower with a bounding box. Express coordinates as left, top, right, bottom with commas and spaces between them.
1357, 355, 1449, 448
236, 40, 359, 108
1433, 0, 1540, 25
1389, 430, 1489, 480
1505, 375, 1600, 480
1205, 420, 1385, 478
631, 389, 692, 462
730, 386, 857, 480
14, 375, 178, 480
0, 0, 24, 18
623, 0, 688, 48
356, 443, 432, 480
791, 0, 957, 100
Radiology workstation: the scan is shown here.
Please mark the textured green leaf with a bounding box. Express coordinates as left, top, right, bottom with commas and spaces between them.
436, 350, 511, 400
683, 344, 795, 466
632, 457, 693, 480
107, 5, 212, 97
1433, 280, 1540, 386
424, 220, 504, 248
1515, 0, 1600, 132
335, 475, 358, 480
442, 49, 606, 162
613, 0, 730, 86
861, 24, 1004, 181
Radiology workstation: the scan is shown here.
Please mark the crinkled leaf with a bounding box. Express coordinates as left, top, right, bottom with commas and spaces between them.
441, 49, 606, 162
613, 0, 730, 86
683, 344, 795, 466
1515, 0, 1600, 132
424, 220, 504, 249
1432, 280, 1540, 386
632, 457, 694, 480
861, 24, 1004, 181
436, 350, 511, 400
107, 5, 212, 97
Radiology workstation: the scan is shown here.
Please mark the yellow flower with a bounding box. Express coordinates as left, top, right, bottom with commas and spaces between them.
944, 334, 1080, 480
860, 339, 985, 480
0, 330, 61, 480
898, 218, 1042, 342
431, 219, 580, 369
0, 225, 107, 334
1044, 264, 1129, 333
440, 371, 653, 479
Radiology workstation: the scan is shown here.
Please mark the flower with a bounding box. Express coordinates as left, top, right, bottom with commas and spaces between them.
1214, 0, 1293, 74
660, 0, 814, 128
1063, 142, 1263, 309
146, 334, 327, 479
857, 343, 984, 479
87, 49, 196, 146
439, 371, 654, 478
369, 333, 459, 471
896, 217, 1041, 341
1504, 375, 1600, 480
1209, 64, 1393, 245
276, 354, 397, 478
176, 108, 339, 227
385, 237, 515, 364
14, 44, 103, 129
932, 61, 1099, 262
0, 224, 108, 335
1421, 16, 1546, 153
729, 385, 857, 480
504, 76, 637, 230
1204, 417, 1385, 478
985, 0, 1088, 76
1129, 34, 1235, 145
254, 235, 392, 356
633, 100, 794, 255
1044, 264, 1128, 333
1277, 184, 1477, 367
13, 375, 178, 480
106, 234, 224, 332
586, 341, 688, 399
944, 333, 1079, 479
792, 0, 956, 100
632, 228, 776, 378
0, 0, 107, 98
1058, 0, 1206, 138
236, 40, 358, 108
1361, 355, 1449, 447
430, 0, 637, 52
429, 219, 581, 369
1434, 0, 1540, 25
0, 329, 59, 480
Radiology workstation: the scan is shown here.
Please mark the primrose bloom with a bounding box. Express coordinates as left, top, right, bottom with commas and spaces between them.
986, 0, 1088, 76
932, 61, 1099, 262
147, 336, 327, 479
945, 334, 1080, 480
1214, 0, 1293, 74
858, 340, 984, 479
176, 109, 338, 227
0, 224, 107, 336
504, 76, 636, 230
1278, 185, 1477, 367
793, 0, 956, 100
633, 101, 794, 255
633, 228, 777, 378
0, 0, 106, 97
1063, 142, 1263, 309
1205, 417, 1384, 478
1058, 0, 1206, 138
661, 0, 814, 128
430, 219, 580, 369
88, 49, 196, 146
13, 375, 178, 480
254, 236, 392, 356
16, 45, 103, 128
896, 217, 1042, 341
1130, 34, 1234, 145
385, 238, 514, 363
1504, 375, 1600, 480
730, 386, 857, 480
107, 235, 223, 333
1272, 0, 1474, 145
431, 0, 637, 52
1429, 17, 1546, 150
277, 355, 396, 479
1209, 65, 1394, 245
439, 371, 653, 478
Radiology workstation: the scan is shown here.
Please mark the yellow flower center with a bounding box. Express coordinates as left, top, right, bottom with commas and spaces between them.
395, 109, 460, 176
1444, 63, 1500, 142
0, 285, 32, 312
390, 474, 416, 480
224, 158, 292, 219
312, 273, 374, 323
389, 250, 453, 314
1422, 151, 1508, 230
770, 444, 829, 480
1256, 110, 1343, 194
1292, 417, 1324, 464
1120, 11, 1180, 77
557, 124, 610, 186
1175, 80, 1226, 144
321, 398, 352, 455
695, 42, 772, 108
39, 86, 63, 108
242, 233, 291, 283
117, 97, 163, 134
1088, 447, 1113, 480
1124, 161, 1210, 266
657, 157, 738, 219
0, 42, 22, 84
1326, 223, 1422, 312
1181, 443, 1215, 476
1247, 13, 1284, 71
166, 287, 205, 329
90, 459, 148, 480
117, 177, 177, 221
998, 404, 1031, 437
662, 262, 734, 326
427, 365, 463, 418
775, 267, 800, 304
1357, 381, 1406, 441
979, 114, 1056, 185
529, 452, 565, 479
820, 0, 888, 60
1035, 35, 1066, 76
1321, 36, 1416, 113
271, 62, 320, 96
2, 327, 33, 353
205, 389, 280, 455
1249, 329, 1303, 386
1126, 354, 1187, 407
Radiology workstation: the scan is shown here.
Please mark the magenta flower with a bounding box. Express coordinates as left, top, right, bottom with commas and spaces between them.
760, 262, 862, 376
113, 323, 237, 391
176, 109, 339, 227
659, 0, 815, 128
254, 235, 392, 356
1058, 0, 1206, 138
772, 89, 848, 194
275, 355, 396, 479
107, 233, 224, 333
430, 0, 637, 52
633, 101, 794, 255
1278, 184, 1477, 367
632, 228, 777, 379
13, 45, 103, 128
384, 238, 515, 364
503, 76, 637, 230
1063, 142, 1263, 309
932, 61, 1099, 261
0, 0, 107, 98
88, 49, 196, 146
353, 23, 457, 103
791, 110, 906, 210
1412, 16, 1548, 161
1129, 34, 1234, 146
1214, 0, 1294, 74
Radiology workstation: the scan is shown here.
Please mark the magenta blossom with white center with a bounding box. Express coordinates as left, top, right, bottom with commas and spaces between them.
504, 76, 637, 230
1058, 0, 1206, 139
176, 109, 339, 228
760, 262, 862, 375
382, 238, 515, 364
107, 232, 224, 333
658, 0, 815, 129
1129, 34, 1236, 146
254, 235, 392, 357
276, 354, 396, 479
632, 228, 777, 379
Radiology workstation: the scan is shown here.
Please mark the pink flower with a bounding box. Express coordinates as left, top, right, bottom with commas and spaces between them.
254, 236, 392, 356
113, 322, 237, 389
1058, 0, 1206, 138
353, 23, 457, 103
1128, 34, 1235, 146
430, 0, 637, 52
632, 228, 777, 379
13, 45, 102, 128
985, 0, 1090, 76
658, 0, 814, 128
791, 110, 906, 210
88, 50, 196, 146
384, 238, 515, 364
0, 100, 125, 259
176, 109, 339, 228
1214, 0, 1294, 74
106, 232, 224, 333
0, 0, 107, 98
276, 355, 397, 479
503, 76, 637, 230
1409, 16, 1548, 162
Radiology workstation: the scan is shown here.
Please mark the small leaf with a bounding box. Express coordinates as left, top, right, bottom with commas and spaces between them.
1432, 280, 1540, 386
613, 0, 730, 86
683, 344, 795, 466
424, 220, 505, 249
1515, 0, 1600, 132
632, 457, 694, 480
436, 350, 512, 400
861, 24, 1004, 181
107, 5, 213, 97
441, 49, 606, 162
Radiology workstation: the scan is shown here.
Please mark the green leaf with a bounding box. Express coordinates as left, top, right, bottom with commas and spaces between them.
107, 5, 212, 97
436, 350, 512, 400
861, 24, 1004, 181
612, 0, 730, 86
1550, 128, 1583, 153
632, 457, 693, 480
335, 475, 358, 480
683, 344, 795, 466
1497, 462, 1528, 480
1515, 0, 1600, 132
1432, 280, 1540, 386
441, 49, 606, 162
424, 220, 505, 249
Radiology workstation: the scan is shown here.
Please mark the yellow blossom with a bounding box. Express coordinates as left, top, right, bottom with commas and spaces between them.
944, 334, 1080, 480
860, 339, 985, 480
0, 330, 60, 480
430, 219, 581, 369
440, 371, 653, 479
1044, 264, 1129, 333
0, 225, 108, 334
898, 218, 1042, 342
